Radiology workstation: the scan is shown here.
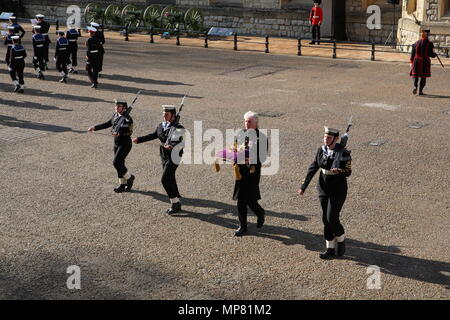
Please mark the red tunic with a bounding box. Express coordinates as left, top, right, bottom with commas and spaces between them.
309, 7, 323, 26
410, 39, 436, 78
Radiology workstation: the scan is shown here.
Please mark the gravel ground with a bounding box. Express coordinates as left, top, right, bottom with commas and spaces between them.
0, 36, 449, 300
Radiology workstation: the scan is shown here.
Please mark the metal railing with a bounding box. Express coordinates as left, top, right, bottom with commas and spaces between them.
6, 17, 450, 60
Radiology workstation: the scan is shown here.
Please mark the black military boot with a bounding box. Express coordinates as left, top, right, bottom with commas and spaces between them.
319, 248, 335, 260
234, 226, 247, 237
114, 184, 127, 193
257, 214, 265, 228
126, 175, 135, 191
166, 202, 181, 215
336, 240, 346, 257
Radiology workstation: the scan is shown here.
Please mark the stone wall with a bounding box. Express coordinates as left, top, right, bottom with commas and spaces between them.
398, 0, 450, 53
14, 0, 404, 42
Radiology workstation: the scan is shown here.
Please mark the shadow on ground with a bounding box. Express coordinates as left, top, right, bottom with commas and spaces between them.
135, 190, 450, 289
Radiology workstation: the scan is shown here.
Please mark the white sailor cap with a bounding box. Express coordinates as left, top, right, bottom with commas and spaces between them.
87, 26, 97, 33
9, 16, 16, 20
33, 25, 41, 29
7, 26, 15, 30
324, 126, 340, 137
90, 22, 100, 27
11, 35, 20, 40
114, 99, 127, 105
162, 105, 177, 113
36, 14, 45, 18
56, 29, 65, 34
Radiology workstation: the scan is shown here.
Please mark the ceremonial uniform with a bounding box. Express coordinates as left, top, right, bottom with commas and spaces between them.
9, 20, 26, 43
232, 128, 267, 235
91, 23, 105, 74
32, 29, 49, 79
135, 106, 184, 214
8, 38, 27, 93
92, 108, 135, 193
34, 17, 51, 65
55, 33, 69, 82
300, 127, 352, 259
410, 32, 437, 95
66, 28, 80, 73
309, 2, 323, 45
4, 29, 15, 65
86, 30, 104, 88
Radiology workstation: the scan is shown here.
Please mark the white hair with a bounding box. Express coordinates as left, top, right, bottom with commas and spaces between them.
243, 111, 258, 121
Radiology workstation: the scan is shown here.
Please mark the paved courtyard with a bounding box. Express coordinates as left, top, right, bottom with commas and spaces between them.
0, 35, 449, 299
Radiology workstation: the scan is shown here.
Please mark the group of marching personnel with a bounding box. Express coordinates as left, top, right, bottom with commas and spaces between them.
2, 14, 105, 92
87, 93, 352, 259
1, 14, 440, 260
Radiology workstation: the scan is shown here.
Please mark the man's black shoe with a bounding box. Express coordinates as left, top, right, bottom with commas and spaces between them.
413, 87, 417, 95
319, 248, 335, 260
257, 215, 265, 228
114, 184, 127, 193
337, 240, 346, 257
91, 83, 98, 88
234, 227, 247, 237
14, 85, 20, 92
166, 202, 181, 215
419, 91, 424, 96
126, 175, 135, 191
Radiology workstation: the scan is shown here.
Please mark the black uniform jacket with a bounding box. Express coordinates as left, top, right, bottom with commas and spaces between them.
9, 44, 26, 68
86, 37, 104, 61
94, 113, 133, 145
66, 29, 79, 47
55, 37, 69, 58
232, 128, 268, 201
32, 33, 50, 55
300, 144, 352, 196
135, 122, 184, 165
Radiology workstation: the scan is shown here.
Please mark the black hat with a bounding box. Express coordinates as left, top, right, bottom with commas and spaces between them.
324, 126, 339, 137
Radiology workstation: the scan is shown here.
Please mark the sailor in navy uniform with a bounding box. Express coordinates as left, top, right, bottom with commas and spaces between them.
66, 27, 80, 74
34, 14, 51, 68
85, 26, 104, 88
4, 26, 15, 65
90, 22, 105, 77
133, 105, 185, 214
88, 100, 135, 193
8, 16, 26, 43
32, 25, 49, 79
8, 36, 27, 93
55, 30, 69, 83
298, 127, 352, 259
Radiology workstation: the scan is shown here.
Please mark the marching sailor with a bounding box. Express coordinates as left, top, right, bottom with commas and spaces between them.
90, 22, 105, 77
85, 26, 104, 88
88, 100, 135, 193
8, 35, 27, 93
8, 16, 26, 42
34, 14, 50, 69
31, 25, 49, 79
4, 26, 15, 65
132, 105, 185, 214
55, 30, 69, 83
410, 29, 437, 95
298, 127, 352, 259
233, 111, 267, 236
66, 27, 80, 74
